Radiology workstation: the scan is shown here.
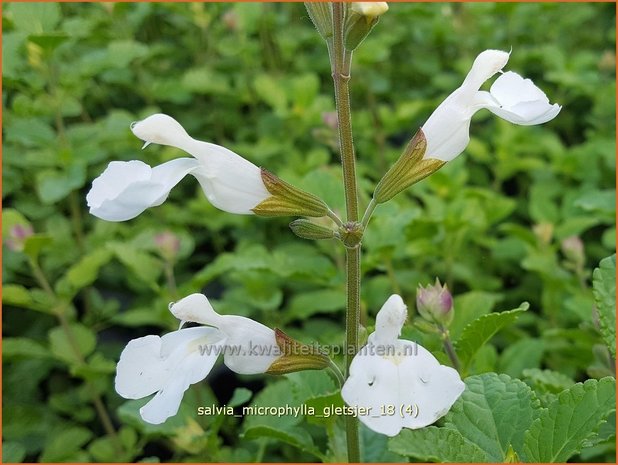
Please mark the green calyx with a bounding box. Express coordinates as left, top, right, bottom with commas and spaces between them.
373, 128, 445, 204
253, 168, 329, 218
266, 328, 330, 375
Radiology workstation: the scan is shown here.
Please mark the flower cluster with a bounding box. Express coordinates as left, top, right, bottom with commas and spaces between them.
89, 47, 560, 436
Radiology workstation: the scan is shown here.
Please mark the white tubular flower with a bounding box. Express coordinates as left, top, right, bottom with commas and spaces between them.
422, 49, 561, 162
115, 326, 226, 424
169, 293, 281, 375
87, 114, 270, 221
341, 295, 465, 437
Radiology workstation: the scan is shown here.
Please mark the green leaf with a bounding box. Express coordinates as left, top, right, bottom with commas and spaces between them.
40, 426, 93, 462
3, 338, 51, 360
109, 243, 162, 287
253, 74, 287, 113
48, 324, 96, 364
388, 426, 488, 462
523, 377, 616, 462
23, 234, 53, 261
35, 163, 87, 204
2, 284, 54, 314
228, 387, 252, 407
497, 338, 545, 377
6, 2, 60, 33
444, 373, 541, 462
455, 303, 529, 374
56, 248, 113, 298
592, 255, 616, 357
522, 368, 575, 395
2, 441, 26, 463
449, 291, 502, 339
286, 289, 345, 321
243, 426, 325, 461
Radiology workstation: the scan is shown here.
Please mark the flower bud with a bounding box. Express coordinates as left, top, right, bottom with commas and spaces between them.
561, 236, 585, 267
6, 224, 34, 252
252, 169, 329, 218
289, 219, 336, 241
373, 129, 445, 204
154, 231, 181, 262
266, 329, 330, 375
416, 279, 454, 326
344, 2, 388, 51
533, 222, 553, 245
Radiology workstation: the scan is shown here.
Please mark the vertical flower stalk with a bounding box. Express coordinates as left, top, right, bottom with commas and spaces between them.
330, 2, 361, 463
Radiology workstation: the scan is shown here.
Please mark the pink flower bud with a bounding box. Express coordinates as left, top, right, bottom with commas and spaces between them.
154, 231, 180, 261
322, 111, 338, 130
6, 224, 34, 252
416, 278, 453, 326
561, 236, 585, 266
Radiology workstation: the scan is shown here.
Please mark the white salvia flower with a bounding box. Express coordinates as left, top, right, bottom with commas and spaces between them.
341, 295, 465, 437
87, 114, 270, 221
422, 49, 561, 162
115, 293, 280, 424
115, 326, 226, 424
351, 2, 389, 17
169, 293, 281, 374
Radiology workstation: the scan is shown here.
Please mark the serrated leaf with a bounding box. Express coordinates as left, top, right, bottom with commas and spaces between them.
243, 426, 325, 460
592, 255, 616, 357
444, 373, 541, 462
522, 369, 575, 395
388, 426, 488, 462
523, 377, 616, 462
455, 303, 529, 374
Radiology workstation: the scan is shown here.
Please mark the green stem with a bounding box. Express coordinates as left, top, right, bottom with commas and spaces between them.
331, 7, 359, 223
28, 259, 123, 454
360, 198, 377, 228
327, 208, 345, 228
439, 325, 461, 373
331, 3, 361, 463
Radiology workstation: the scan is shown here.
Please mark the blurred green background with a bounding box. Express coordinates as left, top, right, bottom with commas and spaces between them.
2, 2, 615, 463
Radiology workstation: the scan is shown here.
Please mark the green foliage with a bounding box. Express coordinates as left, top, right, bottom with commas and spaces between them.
523, 377, 616, 462
2, 2, 615, 463
593, 255, 616, 357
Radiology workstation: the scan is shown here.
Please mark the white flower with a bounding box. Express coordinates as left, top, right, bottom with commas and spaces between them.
115, 326, 226, 424
351, 2, 389, 17
169, 293, 281, 375
341, 295, 465, 437
87, 114, 270, 221
115, 293, 280, 424
422, 49, 561, 162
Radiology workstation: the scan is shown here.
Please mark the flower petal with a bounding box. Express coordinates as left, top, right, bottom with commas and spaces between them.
219, 315, 280, 375
422, 90, 474, 161
189, 142, 270, 214
461, 49, 510, 91
168, 293, 223, 327
342, 340, 465, 436
131, 113, 270, 215
372, 294, 407, 344
87, 158, 199, 221
115, 327, 223, 400
486, 71, 561, 125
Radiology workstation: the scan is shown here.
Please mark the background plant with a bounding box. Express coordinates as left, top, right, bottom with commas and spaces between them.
2, 2, 615, 463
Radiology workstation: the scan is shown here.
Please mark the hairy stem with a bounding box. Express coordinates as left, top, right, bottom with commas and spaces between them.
331, 3, 361, 463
